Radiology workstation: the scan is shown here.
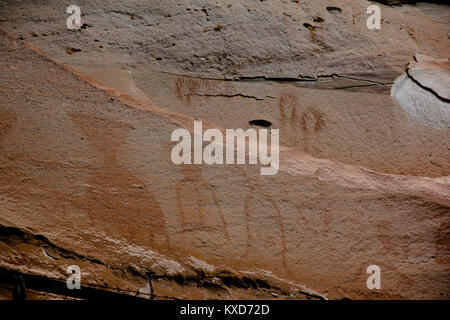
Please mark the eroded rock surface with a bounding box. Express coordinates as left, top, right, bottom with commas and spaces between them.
0, 0, 449, 82
391, 54, 450, 129
1, 30, 449, 300
0, 0, 449, 300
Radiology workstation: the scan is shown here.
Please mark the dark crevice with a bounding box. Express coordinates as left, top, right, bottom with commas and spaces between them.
232, 74, 390, 86
405, 69, 450, 103
1, 225, 325, 300
0, 225, 106, 267
187, 93, 272, 101
0, 267, 152, 301
371, 0, 449, 5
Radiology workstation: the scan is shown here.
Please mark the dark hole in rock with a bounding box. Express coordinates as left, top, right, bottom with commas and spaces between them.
326, 6, 342, 12
66, 47, 82, 55
314, 17, 325, 22
303, 23, 318, 31
249, 119, 272, 128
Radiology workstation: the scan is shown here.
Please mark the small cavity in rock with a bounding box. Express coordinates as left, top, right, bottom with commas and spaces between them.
303, 23, 318, 31
326, 6, 342, 12
249, 119, 272, 128
66, 47, 82, 54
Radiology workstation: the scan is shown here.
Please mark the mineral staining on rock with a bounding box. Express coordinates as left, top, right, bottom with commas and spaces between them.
0, 0, 449, 300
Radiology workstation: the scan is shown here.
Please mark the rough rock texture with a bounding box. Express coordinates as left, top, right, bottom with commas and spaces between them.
0, 0, 449, 82
1, 30, 450, 300
0, 0, 449, 300
392, 54, 450, 129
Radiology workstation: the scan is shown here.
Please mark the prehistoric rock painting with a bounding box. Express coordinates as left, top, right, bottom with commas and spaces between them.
69, 112, 170, 248
0, 0, 449, 301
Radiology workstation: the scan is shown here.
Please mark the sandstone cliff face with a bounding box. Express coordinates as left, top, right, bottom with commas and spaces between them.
0, 0, 449, 300
0, 0, 448, 81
